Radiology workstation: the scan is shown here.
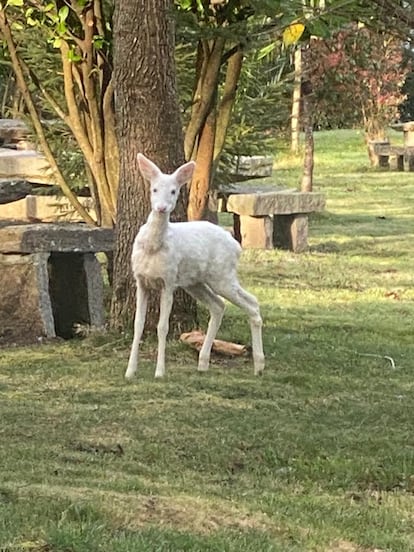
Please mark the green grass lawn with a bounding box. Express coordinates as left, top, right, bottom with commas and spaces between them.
1, 129, 414, 551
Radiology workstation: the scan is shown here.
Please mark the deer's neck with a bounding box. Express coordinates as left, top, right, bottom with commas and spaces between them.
144, 211, 170, 253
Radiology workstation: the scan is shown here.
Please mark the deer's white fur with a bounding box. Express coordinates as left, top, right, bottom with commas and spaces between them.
125, 153, 265, 379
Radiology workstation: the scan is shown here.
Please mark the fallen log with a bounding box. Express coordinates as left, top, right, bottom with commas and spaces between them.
0, 180, 32, 204
180, 330, 248, 356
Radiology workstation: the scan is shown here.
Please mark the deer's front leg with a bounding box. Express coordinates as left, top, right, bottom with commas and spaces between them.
155, 287, 174, 378
125, 280, 148, 379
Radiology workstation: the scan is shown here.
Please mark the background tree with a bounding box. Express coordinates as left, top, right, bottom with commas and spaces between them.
307, 23, 410, 163
176, 0, 294, 220
0, 0, 117, 226
110, 0, 197, 333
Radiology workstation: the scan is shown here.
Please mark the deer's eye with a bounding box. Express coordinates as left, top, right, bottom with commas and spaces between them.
171, 189, 176, 196
152, 188, 157, 193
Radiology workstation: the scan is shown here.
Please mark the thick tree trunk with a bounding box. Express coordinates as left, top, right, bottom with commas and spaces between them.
110, 0, 197, 332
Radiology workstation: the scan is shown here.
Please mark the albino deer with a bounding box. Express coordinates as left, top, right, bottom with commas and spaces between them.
125, 153, 265, 379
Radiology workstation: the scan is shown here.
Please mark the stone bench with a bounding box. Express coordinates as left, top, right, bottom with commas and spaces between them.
217, 184, 325, 252
371, 141, 414, 171
0, 223, 113, 345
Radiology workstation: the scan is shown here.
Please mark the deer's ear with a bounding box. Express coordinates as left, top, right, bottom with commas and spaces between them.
137, 153, 161, 181
173, 161, 195, 187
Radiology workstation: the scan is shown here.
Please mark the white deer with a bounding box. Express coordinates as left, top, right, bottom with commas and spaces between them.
125, 153, 265, 379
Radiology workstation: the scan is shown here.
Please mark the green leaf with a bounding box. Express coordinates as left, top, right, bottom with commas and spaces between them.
6, 0, 24, 6
68, 47, 82, 62
177, 0, 192, 9
57, 21, 67, 35
257, 42, 277, 60
58, 5, 69, 22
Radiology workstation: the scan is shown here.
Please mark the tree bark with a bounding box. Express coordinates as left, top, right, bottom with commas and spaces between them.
188, 106, 216, 221
110, 0, 197, 332
213, 47, 243, 173
291, 47, 302, 155
301, 79, 314, 192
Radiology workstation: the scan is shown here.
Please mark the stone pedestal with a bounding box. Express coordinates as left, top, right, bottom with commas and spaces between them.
0, 252, 54, 344
0, 223, 113, 345
273, 214, 309, 253
239, 215, 273, 249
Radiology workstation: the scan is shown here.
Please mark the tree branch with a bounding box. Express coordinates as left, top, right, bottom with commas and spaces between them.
0, 8, 96, 226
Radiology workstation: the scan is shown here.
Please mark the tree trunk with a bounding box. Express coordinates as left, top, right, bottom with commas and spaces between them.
188, 106, 216, 221
301, 79, 314, 192
213, 47, 244, 172
110, 0, 197, 332
291, 47, 302, 155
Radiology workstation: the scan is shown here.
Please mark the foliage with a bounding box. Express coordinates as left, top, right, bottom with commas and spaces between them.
307, 23, 410, 137
1, 128, 414, 550
0, 0, 117, 225
399, 45, 414, 122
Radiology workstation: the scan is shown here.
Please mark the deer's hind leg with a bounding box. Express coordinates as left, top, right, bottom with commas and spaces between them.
213, 282, 264, 375
185, 283, 225, 371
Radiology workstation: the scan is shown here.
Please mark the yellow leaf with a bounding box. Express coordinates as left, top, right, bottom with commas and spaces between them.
283, 22, 305, 47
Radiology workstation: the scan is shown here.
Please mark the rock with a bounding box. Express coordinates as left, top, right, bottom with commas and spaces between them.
0, 180, 32, 204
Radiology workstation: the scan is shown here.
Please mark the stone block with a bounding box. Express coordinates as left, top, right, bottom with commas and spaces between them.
0, 148, 55, 184
228, 155, 273, 179
239, 215, 273, 249
273, 214, 309, 253
0, 252, 55, 345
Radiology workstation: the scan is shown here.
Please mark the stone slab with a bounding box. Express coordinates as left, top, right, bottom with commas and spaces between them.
0, 119, 29, 142
0, 148, 55, 184
0, 194, 94, 221
0, 180, 32, 204
227, 155, 273, 178
0, 223, 114, 254
226, 189, 326, 216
